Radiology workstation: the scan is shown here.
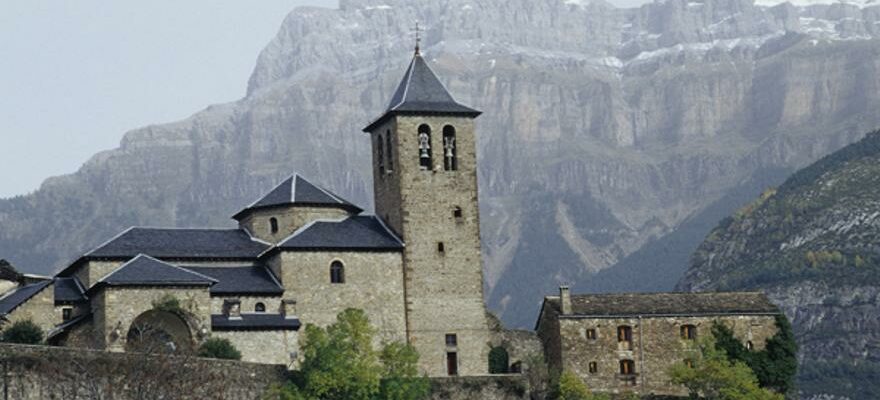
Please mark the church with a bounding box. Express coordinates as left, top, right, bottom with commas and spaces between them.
0, 47, 780, 394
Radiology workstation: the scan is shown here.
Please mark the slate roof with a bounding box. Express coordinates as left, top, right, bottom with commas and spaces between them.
545, 292, 780, 318
211, 314, 301, 331
364, 53, 481, 132
0, 280, 52, 316
54, 277, 86, 303
182, 266, 283, 296
233, 174, 362, 220
97, 254, 217, 288
85, 227, 269, 260
277, 215, 403, 251
47, 313, 92, 341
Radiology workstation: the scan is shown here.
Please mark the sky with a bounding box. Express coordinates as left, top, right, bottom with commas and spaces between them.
0, 0, 648, 199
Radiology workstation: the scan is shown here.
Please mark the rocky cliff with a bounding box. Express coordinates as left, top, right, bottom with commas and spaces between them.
677, 131, 880, 399
2, 0, 880, 329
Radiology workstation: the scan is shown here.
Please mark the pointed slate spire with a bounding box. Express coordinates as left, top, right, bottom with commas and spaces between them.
364, 53, 480, 132
233, 174, 362, 220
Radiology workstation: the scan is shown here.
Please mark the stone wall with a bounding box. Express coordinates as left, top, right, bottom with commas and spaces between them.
429, 375, 530, 400
239, 205, 352, 244
3, 281, 56, 333
210, 295, 282, 314
557, 314, 779, 396
0, 343, 287, 400
75, 260, 123, 290
213, 329, 298, 366
372, 114, 492, 377
489, 313, 543, 370
277, 250, 407, 343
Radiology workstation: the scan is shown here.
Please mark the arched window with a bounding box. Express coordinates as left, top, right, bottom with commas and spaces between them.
385, 130, 394, 172
377, 134, 385, 175
618, 325, 633, 350
269, 218, 279, 234
589, 361, 598, 373
619, 359, 636, 375
442, 125, 457, 171
488, 346, 510, 374
418, 124, 432, 170
681, 324, 697, 340
330, 261, 345, 284
255, 302, 266, 313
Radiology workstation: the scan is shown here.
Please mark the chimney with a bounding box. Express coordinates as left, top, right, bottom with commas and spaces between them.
560, 286, 572, 315
282, 299, 297, 319
223, 299, 241, 319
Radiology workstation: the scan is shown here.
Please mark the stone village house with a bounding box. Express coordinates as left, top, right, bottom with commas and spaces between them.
0, 49, 780, 394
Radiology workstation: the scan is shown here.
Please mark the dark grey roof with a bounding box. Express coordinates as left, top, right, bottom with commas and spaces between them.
277, 215, 403, 251
0, 280, 52, 316
54, 277, 86, 303
211, 314, 301, 331
233, 174, 362, 220
546, 292, 780, 318
47, 313, 92, 341
98, 254, 217, 287
86, 227, 269, 260
364, 54, 481, 132
182, 266, 283, 296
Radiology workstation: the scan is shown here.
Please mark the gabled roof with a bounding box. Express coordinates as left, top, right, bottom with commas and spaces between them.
211, 314, 301, 331
54, 277, 86, 303
364, 53, 481, 132
542, 292, 780, 320
85, 227, 269, 260
181, 266, 283, 296
0, 280, 52, 316
276, 215, 404, 251
97, 254, 217, 288
233, 174, 362, 220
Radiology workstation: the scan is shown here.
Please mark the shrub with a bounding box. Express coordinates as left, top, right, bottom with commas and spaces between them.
1, 320, 43, 344
198, 337, 241, 360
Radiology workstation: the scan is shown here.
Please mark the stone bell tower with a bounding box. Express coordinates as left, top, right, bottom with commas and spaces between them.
363, 47, 490, 376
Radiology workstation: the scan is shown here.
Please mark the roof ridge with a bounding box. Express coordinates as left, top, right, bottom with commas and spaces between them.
371, 215, 404, 246
85, 226, 135, 257
390, 55, 417, 111
100, 254, 219, 285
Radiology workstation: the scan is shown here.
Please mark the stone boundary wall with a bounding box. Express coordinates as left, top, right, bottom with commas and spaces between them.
0, 343, 288, 400
429, 375, 531, 400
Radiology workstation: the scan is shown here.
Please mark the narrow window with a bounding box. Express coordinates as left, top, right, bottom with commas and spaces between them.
445, 334, 457, 347
618, 325, 633, 350
443, 125, 457, 171
385, 130, 394, 172
746, 341, 754, 350
681, 324, 697, 340
438, 242, 445, 254
418, 124, 432, 170
269, 217, 279, 234
255, 302, 266, 313
377, 134, 385, 175
330, 261, 345, 284
619, 359, 635, 375
447, 352, 459, 376
62, 307, 72, 321
685, 359, 695, 369
453, 207, 463, 220
586, 329, 597, 340
589, 362, 598, 374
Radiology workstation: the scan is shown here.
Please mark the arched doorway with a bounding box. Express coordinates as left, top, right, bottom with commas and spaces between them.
125, 310, 194, 354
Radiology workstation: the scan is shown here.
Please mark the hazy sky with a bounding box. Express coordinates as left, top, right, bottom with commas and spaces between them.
0, 0, 647, 199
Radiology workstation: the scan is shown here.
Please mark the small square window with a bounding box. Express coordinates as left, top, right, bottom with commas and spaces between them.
445, 334, 457, 347
453, 207, 463, 219
589, 362, 598, 373
586, 329, 597, 340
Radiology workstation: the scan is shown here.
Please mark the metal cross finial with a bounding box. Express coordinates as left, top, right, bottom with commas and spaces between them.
413, 21, 423, 55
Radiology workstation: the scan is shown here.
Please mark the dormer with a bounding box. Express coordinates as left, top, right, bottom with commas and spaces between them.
233, 174, 362, 243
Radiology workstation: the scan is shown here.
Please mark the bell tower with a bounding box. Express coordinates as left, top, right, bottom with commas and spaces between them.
363, 47, 490, 376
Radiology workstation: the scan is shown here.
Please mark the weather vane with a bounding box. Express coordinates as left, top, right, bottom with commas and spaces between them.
413, 21, 423, 55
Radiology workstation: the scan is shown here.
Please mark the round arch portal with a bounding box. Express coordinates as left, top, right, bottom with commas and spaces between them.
125, 310, 194, 354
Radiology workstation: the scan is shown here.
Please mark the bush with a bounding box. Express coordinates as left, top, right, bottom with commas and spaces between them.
198, 337, 241, 360
1, 320, 43, 344
711, 315, 798, 395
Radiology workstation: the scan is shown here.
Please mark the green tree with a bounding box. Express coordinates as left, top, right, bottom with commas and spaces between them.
556, 371, 591, 400
1, 320, 43, 344
198, 337, 242, 360
711, 316, 798, 395
669, 337, 783, 400
273, 308, 429, 400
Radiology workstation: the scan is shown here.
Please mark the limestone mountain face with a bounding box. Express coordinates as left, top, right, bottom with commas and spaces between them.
2, 0, 880, 329
677, 131, 880, 399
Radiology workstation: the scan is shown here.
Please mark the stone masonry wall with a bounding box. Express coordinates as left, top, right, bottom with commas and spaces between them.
558, 314, 779, 396
3, 282, 56, 333
213, 329, 298, 366
373, 114, 491, 377
240, 205, 352, 244
75, 260, 123, 290
278, 250, 407, 343
0, 343, 288, 400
